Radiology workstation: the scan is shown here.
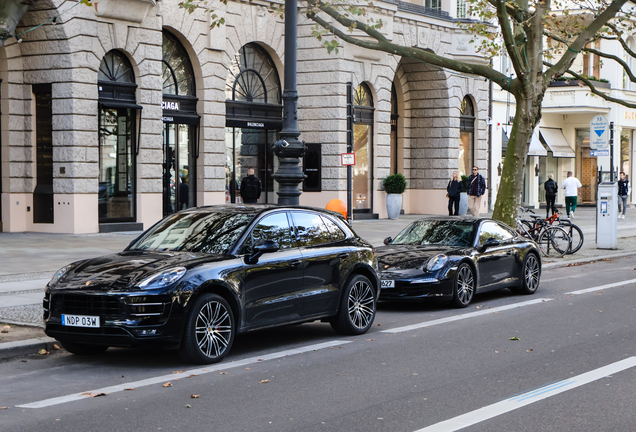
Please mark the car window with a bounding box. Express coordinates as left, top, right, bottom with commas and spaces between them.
128, 211, 254, 254
292, 212, 333, 247
321, 215, 346, 241
243, 213, 293, 253
478, 222, 514, 246
391, 220, 474, 247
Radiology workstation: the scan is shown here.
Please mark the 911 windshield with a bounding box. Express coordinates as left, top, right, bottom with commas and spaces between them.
392, 220, 475, 247
128, 212, 255, 254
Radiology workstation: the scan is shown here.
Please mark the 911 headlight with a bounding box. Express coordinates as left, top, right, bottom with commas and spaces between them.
425, 254, 448, 272
138, 267, 187, 290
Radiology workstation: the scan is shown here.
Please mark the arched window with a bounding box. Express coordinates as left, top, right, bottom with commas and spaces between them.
226, 43, 281, 104
97, 50, 139, 225
459, 96, 475, 177
354, 83, 374, 212
162, 32, 195, 96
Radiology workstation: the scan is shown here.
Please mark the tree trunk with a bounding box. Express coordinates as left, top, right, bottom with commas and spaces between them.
492, 95, 541, 227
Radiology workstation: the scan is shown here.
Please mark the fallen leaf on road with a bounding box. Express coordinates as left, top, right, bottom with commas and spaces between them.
475, 306, 482, 309
261, 379, 270, 384
495, 351, 500, 354
187, 375, 198, 378
377, 324, 381, 326
172, 371, 184, 374
413, 373, 418, 376
81, 392, 107, 398
39, 349, 50, 355
124, 388, 135, 391
220, 372, 228, 375
599, 310, 603, 313
509, 337, 520, 341
191, 395, 199, 399
163, 382, 173, 387
526, 349, 534, 352
0, 407, 7, 410
245, 368, 250, 370
185, 404, 191, 408
366, 339, 374, 341
257, 359, 264, 361
53, 344, 60, 350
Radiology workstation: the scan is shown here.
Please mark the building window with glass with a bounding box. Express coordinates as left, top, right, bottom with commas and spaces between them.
354, 83, 374, 212
98, 50, 140, 223
459, 96, 475, 177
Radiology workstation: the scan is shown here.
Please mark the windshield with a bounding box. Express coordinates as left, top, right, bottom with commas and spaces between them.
128, 211, 255, 254
391, 220, 475, 247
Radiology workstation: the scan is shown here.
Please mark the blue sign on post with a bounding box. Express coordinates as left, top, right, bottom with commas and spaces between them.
590, 115, 609, 150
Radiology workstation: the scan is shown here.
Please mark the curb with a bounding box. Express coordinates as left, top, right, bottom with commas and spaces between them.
542, 249, 636, 269
0, 337, 57, 361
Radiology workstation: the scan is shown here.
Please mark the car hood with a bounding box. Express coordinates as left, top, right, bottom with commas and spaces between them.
52, 251, 229, 291
376, 244, 463, 271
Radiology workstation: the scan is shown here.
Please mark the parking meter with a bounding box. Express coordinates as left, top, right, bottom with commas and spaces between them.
597, 182, 618, 249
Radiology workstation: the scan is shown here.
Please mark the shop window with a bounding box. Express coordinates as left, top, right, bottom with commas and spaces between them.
303, 143, 322, 192
353, 83, 374, 211
459, 96, 475, 177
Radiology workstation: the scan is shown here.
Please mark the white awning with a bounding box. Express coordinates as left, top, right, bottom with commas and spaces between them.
528, 131, 548, 156
539, 128, 576, 158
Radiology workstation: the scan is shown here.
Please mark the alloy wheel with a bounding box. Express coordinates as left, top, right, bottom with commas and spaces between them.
455, 264, 475, 306
524, 254, 540, 292
195, 300, 233, 359
347, 280, 375, 330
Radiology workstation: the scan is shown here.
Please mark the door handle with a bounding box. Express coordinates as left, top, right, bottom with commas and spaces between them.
337, 253, 349, 259
289, 260, 302, 267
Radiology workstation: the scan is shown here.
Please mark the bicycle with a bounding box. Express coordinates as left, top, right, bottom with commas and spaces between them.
516, 208, 571, 258
518, 207, 584, 254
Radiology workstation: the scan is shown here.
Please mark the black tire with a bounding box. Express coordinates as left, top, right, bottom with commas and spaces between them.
178, 293, 235, 364
560, 222, 584, 254
538, 226, 569, 258
59, 341, 108, 355
519, 252, 540, 295
452, 263, 475, 308
331, 274, 376, 335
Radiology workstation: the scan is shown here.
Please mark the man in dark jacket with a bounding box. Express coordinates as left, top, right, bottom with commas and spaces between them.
467, 166, 486, 217
447, 171, 462, 216
618, 172, 629, 219
544, 174, 558, 218
240, 168, 262, 204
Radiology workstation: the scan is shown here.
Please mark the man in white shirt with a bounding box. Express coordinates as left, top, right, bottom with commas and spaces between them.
562, 171, 582, 219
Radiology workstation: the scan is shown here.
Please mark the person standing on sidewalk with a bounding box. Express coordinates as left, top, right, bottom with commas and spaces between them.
562, 171, 582, 219
467, 166, 486, 217
544, 174, 558, 218
240, 168, 262, 204
447, 171, 462, 216
618, 172, 629, 219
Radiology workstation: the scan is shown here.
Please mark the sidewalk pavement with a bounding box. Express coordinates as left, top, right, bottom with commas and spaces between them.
1, 206, 635, 359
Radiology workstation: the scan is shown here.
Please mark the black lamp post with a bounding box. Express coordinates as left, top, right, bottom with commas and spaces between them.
272, 0, 306, 205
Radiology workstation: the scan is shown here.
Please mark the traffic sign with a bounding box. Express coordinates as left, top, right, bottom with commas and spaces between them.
590, 150, 609, 156
590, 115, 609, 150
341, 153, 355, 165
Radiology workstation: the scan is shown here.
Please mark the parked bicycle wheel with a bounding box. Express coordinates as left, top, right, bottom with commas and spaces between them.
559, 221, 584, 254
537, 226, 570, 258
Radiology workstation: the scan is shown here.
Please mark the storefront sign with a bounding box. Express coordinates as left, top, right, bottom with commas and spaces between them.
161, 101, 180, 110
624, 111, 636, 120
247, 122, 264, 128
590, 115, 609, 150
162, 116, 174, 122
341, 153, 355, 165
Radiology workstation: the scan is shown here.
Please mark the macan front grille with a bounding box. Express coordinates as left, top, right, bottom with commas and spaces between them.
50, 294, 125, 319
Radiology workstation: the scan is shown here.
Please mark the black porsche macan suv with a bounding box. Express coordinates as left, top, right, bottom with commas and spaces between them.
44, 205, 379, 364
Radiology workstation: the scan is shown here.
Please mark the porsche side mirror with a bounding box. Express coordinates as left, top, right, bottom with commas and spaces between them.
246, 239, 280, 264
383, 237, 393, 245
481, 238, 500, 250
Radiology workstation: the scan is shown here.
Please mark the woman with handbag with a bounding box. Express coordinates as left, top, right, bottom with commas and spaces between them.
447, 171, 462, 216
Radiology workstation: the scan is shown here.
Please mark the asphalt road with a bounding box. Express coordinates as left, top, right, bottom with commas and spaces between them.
1, 257, 635, 432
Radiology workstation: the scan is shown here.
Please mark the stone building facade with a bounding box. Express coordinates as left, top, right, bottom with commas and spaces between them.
0, 0, 488, 233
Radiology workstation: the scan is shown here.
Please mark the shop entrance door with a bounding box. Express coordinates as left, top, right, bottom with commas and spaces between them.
225, 127, 278, 204
163, 123, 196, 216
581, 155, 597, 203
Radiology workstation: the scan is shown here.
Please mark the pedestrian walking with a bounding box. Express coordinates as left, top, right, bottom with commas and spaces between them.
240, 168, 262, 204
447, 171, 462, 216
618, 172, 629, 219
562, 171, 582, 219
544, 173, 558, 218
467, 166, 486, 217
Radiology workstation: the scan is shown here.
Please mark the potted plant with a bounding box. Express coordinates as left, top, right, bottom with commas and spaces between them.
459, 175, 469, 215
383, 173, 407, 219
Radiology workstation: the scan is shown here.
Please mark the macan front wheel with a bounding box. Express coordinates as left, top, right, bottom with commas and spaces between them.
331, 274, 376, 335
178, 293, 235, 364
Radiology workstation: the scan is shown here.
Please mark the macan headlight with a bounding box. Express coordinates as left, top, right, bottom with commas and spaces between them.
49, 265, 72, 286
425, 254, 448, 272
137, 267, 187, 290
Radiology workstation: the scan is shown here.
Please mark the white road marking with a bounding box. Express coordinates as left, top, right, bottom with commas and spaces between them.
568, 277, 636, 295
415, 356, 636, 432
16, 340, 351, 409
381, 298, 553, 334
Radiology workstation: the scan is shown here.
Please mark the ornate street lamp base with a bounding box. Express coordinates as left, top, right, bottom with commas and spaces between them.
272, 139, 306, 205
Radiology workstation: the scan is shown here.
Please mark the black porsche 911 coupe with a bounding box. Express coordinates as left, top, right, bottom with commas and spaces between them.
377, 216, 541, 307
44, 205, 379, 364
